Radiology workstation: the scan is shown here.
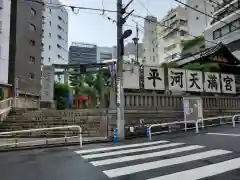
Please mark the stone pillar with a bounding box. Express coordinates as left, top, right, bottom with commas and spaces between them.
64, 69, 69, 85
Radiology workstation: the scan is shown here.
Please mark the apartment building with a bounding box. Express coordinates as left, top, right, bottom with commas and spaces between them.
8, 0, 43, 96
41, 0, 68, 65
186, 0, 217, 36
97, 46, 113, 63
142, 16, 159, 65
204, 0, 240, 59
158, 6, 190, 63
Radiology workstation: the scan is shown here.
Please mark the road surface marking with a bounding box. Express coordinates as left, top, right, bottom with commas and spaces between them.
207, 133, 240, 137
147, 157, 240, 180
75, 140, 168, 154
82, 143, 184, 159
91, 145, 205, 166
103, 149, 231, 178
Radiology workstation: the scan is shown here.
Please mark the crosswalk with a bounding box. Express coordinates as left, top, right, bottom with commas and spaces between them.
75, 140, 240, 179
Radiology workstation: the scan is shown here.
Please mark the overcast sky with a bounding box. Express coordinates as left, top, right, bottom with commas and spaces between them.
59, 0, 182, 47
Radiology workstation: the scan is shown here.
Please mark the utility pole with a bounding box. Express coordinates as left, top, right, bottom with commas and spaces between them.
132, 21, 139, 64
116, 0, 134, 140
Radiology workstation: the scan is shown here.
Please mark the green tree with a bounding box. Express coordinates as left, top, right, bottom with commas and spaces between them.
54, 82, 70, 110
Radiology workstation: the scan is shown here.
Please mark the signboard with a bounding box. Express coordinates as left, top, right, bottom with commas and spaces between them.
186, 70, 203, 92
144, 66, 165, 90
168, 68, 186, 91
221, 73, 236, 94
123, 64, 140, 89
41, 65, 54, 102
204, 72, 221, 93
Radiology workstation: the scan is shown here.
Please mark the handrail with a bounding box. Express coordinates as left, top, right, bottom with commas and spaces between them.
196, 115, 234, 133
0, 125, 83, 148
149, 115, 236, 140
232, 114, 240, 128
149, 120, 195, 140
0, 97, 13, 109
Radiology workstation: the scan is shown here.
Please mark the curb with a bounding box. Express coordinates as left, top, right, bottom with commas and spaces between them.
0, 139, 112, 152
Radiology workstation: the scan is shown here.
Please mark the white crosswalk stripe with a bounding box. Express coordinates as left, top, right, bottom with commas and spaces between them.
75, 140, 240, 179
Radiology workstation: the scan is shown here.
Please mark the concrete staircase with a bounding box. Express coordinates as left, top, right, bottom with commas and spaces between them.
0, 108, 108, 139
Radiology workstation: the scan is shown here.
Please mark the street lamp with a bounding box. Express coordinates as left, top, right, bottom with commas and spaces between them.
132, 37, 139, 64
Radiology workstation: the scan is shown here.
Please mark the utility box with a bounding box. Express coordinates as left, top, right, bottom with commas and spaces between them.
183, 96, 203, 130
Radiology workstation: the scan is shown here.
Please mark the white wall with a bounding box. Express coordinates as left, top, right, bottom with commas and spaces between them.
186, 0, 216, 36
0, 0, 11, 84
143, 16, 159, 65
42, 0, 68, 65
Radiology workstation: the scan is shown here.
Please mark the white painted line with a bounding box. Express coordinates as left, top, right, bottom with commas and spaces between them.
103, 149, 231, 178
82, 143, 184, 159
147, 157, 240, 180
75, 140, 168, 154
207, 133, 240, 137
91, 145, 205, 166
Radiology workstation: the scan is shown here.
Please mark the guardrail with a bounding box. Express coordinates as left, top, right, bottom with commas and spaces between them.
149, 120, 196, 140
0, 125, 82, 148
149, 115, 236, 140
232, 114, 240, 128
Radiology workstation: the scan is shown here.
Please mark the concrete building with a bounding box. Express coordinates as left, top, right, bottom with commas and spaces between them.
69, 42, 98, 64
158, 6, 190, 63
97, 46, 113, 62
0, 0, 11, 99
142, 16, 159, 65
41, 0, 68, 65
0, 0, 11, 85
186, 0, 217, 36
204, 0, 240, 59
8, 0, 43, 96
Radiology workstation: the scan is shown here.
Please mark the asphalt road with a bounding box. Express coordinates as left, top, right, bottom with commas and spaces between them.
1, 125, 240, 180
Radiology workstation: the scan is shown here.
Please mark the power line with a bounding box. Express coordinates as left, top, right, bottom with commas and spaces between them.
22, 0, 219, 45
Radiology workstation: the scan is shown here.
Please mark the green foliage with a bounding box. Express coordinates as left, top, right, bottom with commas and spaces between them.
182, 62, 221, 72
69, 69, 111, 107
181, 35, 205, 51
54, 82, 70, 110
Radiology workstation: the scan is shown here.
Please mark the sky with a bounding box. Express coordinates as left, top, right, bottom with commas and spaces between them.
59, 0, 182, 47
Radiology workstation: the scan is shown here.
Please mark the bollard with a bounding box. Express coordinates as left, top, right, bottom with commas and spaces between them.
113, 128, 118, 144
146, 127, 150, 137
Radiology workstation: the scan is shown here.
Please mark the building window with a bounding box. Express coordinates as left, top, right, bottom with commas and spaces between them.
58, 16, 63, 21
195, 5, 198, 8
153, 48, 154, 52
49, 8, 52, 15
196, 17, 199, 20
48, 57, 51, 62
230, 19, 240, 31
49, 21, 51, 26
29, 56, 35, 64
28, 73, 35, 80
221, 25, 230, 35
57, 34, 62, 40
30, 8, 36, 16
153, 56, 155, 62
29, 40, 35, 46
49, 33, 51, 37
58, 54, 63, 59
213, 29, 221, 39
29, 23, 36, 31
49, 45, 51, 50
57, 25, 63, 31
57, 44, 62, 49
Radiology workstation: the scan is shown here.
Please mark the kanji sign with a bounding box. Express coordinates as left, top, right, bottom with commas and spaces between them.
186, 70, 203, 92
168, 68, 186, 91
144, 66, 165, 90
221, 74, 236, 94
123, 64, 140, 89
204, 72, 221, 93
